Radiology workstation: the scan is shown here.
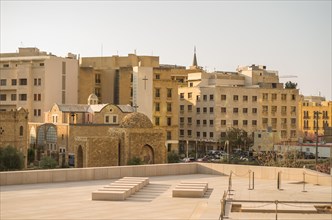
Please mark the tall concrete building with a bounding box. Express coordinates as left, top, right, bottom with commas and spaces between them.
298, 96, 332, 141
178, 64, 300, 154
78, 53, 201, 152
0, 48, 79, 122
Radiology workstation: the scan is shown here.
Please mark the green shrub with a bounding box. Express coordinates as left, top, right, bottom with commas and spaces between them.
39, 156, 58, 169
0, 146, 24, 171
167, 151, 180, 163
127, 157, 143, 165
27, 148, 35, 164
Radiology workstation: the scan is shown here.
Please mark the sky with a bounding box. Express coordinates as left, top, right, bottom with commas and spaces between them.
1, 1, 331, 99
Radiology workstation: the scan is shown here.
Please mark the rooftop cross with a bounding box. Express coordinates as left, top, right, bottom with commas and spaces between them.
143, 76, 148, 90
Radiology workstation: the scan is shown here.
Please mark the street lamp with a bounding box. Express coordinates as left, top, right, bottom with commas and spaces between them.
314, 111, 322, 166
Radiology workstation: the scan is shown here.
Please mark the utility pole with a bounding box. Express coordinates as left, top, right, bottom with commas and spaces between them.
314, 111, 321, 166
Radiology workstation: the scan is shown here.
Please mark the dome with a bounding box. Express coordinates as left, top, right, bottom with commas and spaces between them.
87, 93, 98, 105
120, 112, 153, 128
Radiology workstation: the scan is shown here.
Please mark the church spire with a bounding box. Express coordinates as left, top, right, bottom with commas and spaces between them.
192, 46, 198, 67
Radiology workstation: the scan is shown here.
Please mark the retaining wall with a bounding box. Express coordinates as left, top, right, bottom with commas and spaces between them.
0, 163, 331, 186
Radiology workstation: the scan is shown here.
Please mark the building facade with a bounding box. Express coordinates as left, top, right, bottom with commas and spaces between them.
178, 65, 300, 155
0, 107, 28, 166
298, 96, 332, 141
0, 48, 79, 122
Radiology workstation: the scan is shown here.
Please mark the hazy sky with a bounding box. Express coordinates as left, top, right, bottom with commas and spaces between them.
1, 1, 331, 99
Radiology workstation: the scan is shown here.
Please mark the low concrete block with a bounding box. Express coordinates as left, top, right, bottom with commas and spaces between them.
172, 188, 205, 198
98, 188, 131, 198
92, 190, 126, 201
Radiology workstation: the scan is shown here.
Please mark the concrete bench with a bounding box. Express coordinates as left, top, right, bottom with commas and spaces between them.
103, 185, 135, 194
172, 188, 205, 198
92, 190, 127, 201
176, 185, 207, 193
99, 187, 132, 197
110, 183, 140, 192
122, 177, 149, 185
181, 181, 208, 188
114, 180, 145, 189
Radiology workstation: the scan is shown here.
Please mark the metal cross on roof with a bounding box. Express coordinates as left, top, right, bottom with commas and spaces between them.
142, 76, 148, 90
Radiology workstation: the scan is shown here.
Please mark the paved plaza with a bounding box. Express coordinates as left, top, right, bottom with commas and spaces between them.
1, 173, 331, 219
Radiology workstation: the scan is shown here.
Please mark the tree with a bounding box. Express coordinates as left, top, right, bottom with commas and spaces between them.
285, 81, 297, 89
27, 148, 35, 165
0, 146, 25, 171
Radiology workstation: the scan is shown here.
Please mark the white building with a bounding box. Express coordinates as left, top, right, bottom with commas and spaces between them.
0, 48, 79, 122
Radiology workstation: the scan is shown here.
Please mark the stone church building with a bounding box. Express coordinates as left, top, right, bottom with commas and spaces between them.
29, 94, 166, 168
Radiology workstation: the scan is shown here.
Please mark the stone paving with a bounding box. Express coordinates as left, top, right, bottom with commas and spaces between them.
1, 174, 331, 219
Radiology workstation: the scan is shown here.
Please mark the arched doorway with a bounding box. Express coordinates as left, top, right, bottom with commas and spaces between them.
77, 145, 83, 168
140, 145, 154, 164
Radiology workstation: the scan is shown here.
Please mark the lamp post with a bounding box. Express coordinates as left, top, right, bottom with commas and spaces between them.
314, 111, 322, 166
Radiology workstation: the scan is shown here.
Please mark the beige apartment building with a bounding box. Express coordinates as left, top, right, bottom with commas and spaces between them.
298, 96, 332, 141
0, 48, 79, 123
78, 53, 201, 152
178, 65, 300, 154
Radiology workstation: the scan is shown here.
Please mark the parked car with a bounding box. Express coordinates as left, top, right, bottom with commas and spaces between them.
304, 152, 315, 159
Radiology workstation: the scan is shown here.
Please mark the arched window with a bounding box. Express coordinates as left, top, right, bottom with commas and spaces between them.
19, 126, 23, 136
46, 126, 57, 143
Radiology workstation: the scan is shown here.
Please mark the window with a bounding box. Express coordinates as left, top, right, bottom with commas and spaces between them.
221, 120, 226, 126
52, 115, 58, 123
221, 95, 226, 100
271, 106, 277, 114
34, 109, 41, 116
95, 88, 101, 97
233, 108, 239, 113
38, 78, 41, 86
187, 130, 192, 137
281, 94, 287, 101
3, 64, 9, 68
154, 117, 160, 126
180, 105, 184, 112
104, 114, 118, 124
155, 103, 160, 111
180, 130, 184, 137
252, 96, 257, 102
105, 115, 110, 123
203, 95, 207, 101
180, 93, 184, 99
12, 79, 17, 86
243, 108, 248, 114
210, 132, 214, 138
11, 94, 16, 101
187, 117, 192, 125
19, 126, 23, 136
233, 95, 238, 101
188, 105, 192, 112
196, 132, 200, 138
209, 94, 214, 101
203, 120, 207, 126
167, 88, 172, 98
221, 107, 226, 113
167, 131, 172, 140
155, 74, 160, 80
203, 132, 207, 138
262, 93, 268, 101
243, 120, 248, 126
209, 120, 214, 126
252, 120, 257, 126
233, 120, 238, 126
180, 117, 184, 125
196, 107, 200, 114
155, 88, 160, 98
167, 103, 172, 112
188, 92, 192, 99
252, 108, 257, 114
196, 120, 200, 126
209, 107, 214, 113
203, 107, 207, 113
40, 63, 44, 67
0, 94, 6, 101
19, 78, 27, 85
243, 95, 248, 101
19, 94, 27, 101
0, 79, 6, 86
291, 94, 296, 100
34, 94, 41, 101
272, 94, 277, 100
262, 106, 268, 113
62, 62, 66, 74
196, 95, 200, 101
189, 82, 193, 87
220, 132, 227, 138
95, 74, 101, 84
167, 117, 172, 126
